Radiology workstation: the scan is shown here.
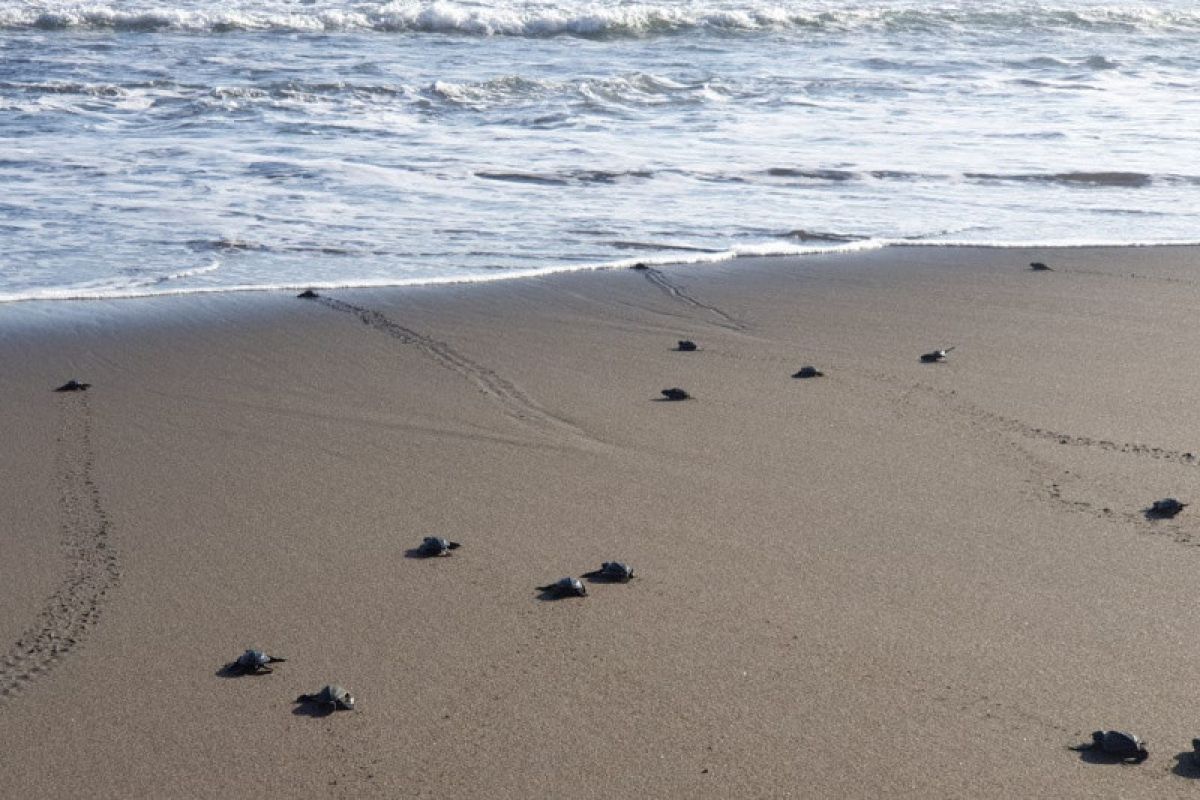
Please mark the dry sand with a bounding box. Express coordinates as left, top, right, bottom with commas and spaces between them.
3, 245, 1200, 797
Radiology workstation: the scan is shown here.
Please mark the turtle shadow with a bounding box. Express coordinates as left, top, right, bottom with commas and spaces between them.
292, 702, 337, 718
1171, 752, 1200, 778
1068, 746, 1139, 765
214, 664, 267, 679
651, 397, 691, 403
535, 589, 585, 601
404, 548, 445, 559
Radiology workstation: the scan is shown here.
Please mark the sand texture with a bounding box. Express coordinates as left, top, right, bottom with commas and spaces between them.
4, 246, 1200, 797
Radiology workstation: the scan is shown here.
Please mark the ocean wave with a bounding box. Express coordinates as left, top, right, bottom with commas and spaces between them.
476, 168, 654, 186
5, 2, 1200, 38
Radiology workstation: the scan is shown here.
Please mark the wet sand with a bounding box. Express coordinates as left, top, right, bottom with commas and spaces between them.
3, 245, 1200, 797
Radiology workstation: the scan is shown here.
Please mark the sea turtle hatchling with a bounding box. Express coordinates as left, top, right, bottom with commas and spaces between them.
1030, 262, 1053, 271
660, 388, 690, 401
295, 684, 355, 711
227, 648, 287, 675
1071, 730, 1148, 763
297, 289, 320, 299
1148, 498, 1188, 518
919, 347, 954, 363
55, 379, 91, 392
582, 562, 635, 582
536, 577, 587, 597
792, 366, 824, 379
676, 340, 698, 352
417, 536, 461, 557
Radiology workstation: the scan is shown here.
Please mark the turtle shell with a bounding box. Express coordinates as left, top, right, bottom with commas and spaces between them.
601, 562, 634, 581
1151, 498, 1186, 516
319, 684, 355, 710
421, 536, 450, 555
237, 649, 270, 669
1099, 730, 1144, 757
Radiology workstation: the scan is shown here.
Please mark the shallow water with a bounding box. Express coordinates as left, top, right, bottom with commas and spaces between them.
2, 0, 1198, 302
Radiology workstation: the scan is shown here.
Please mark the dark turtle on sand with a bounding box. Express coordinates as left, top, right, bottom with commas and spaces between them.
536, 577, 587, 597
1190, 738, 1200, 760
1148, 498, 1188, 518
676, 340, 698, 352
1030, 262, 1053, 271
55, 379, 91, 392
582, 561, 635, 582
227, 648, 286, 675
417, 536, 461, 557
297, 289, 320, 299
660, 388, 690, 401
295, 684, 355, 711
919, 347, 954, 363
1071, 730, 1148, 763
792, 366, 824, 379
630, 263, 650, 271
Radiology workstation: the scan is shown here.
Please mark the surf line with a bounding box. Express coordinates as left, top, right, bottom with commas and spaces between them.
0, 392, 120, 701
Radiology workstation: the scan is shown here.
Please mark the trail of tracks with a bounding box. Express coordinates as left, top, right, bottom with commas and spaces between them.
639, 267, 748, 331
872, 372, 1200, 468
317, 297, 594, 444
0, 393, 119, 700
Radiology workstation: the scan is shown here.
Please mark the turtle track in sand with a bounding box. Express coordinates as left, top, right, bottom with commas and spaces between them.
864, 370, 1199, 540
317, 297, 596, 445
870, 373, 1200, 468
0, 392, 119, 700
639, 267, 748, 331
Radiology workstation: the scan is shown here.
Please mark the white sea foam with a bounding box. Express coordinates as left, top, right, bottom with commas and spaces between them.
4, 1, 1200, 36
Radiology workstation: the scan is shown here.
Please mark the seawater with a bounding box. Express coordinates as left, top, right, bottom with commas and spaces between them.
1, 1, 1198, 303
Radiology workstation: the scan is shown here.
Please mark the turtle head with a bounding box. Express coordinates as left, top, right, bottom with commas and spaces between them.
340, 693, 356, 711
1133, 745, 1149, 763
1091, 731, 1105, 744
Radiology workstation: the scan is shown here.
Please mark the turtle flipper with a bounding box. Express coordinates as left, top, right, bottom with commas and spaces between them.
581, 570, 602, 579
267, 656, 287, 664
447, 541, 461, 550
536, 584, 556, 592
295, 693, 315, 704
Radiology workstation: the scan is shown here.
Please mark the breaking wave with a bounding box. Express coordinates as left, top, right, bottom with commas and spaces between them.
6, 2, 1200, 37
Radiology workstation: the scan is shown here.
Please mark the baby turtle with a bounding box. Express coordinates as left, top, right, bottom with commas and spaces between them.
630, 262, 650, 271
919, 347, 954, 363
536, 577, 587, 597
582, 561, 635, 582
1030, 261, 1052, 271
1148, 498, 1187, 518
660, 388, 690, 401
55, 379, 91, 392
792, 366, 824, 379
1072, 730, 1148, 763
676, 340, 698, 352
227, 648, 286, 675
295, 684, 355, 711
297, 289, 320, 299
416, 536, 461, 557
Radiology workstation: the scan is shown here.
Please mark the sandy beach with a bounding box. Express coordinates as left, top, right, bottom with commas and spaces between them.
4, 245, 1200, 797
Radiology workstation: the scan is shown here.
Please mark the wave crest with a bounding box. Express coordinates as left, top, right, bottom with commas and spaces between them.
6, 3, 1200, 37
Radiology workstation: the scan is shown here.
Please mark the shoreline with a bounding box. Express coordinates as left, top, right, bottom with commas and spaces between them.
3, 244, 1200, 797
5, 241, 1200, 314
